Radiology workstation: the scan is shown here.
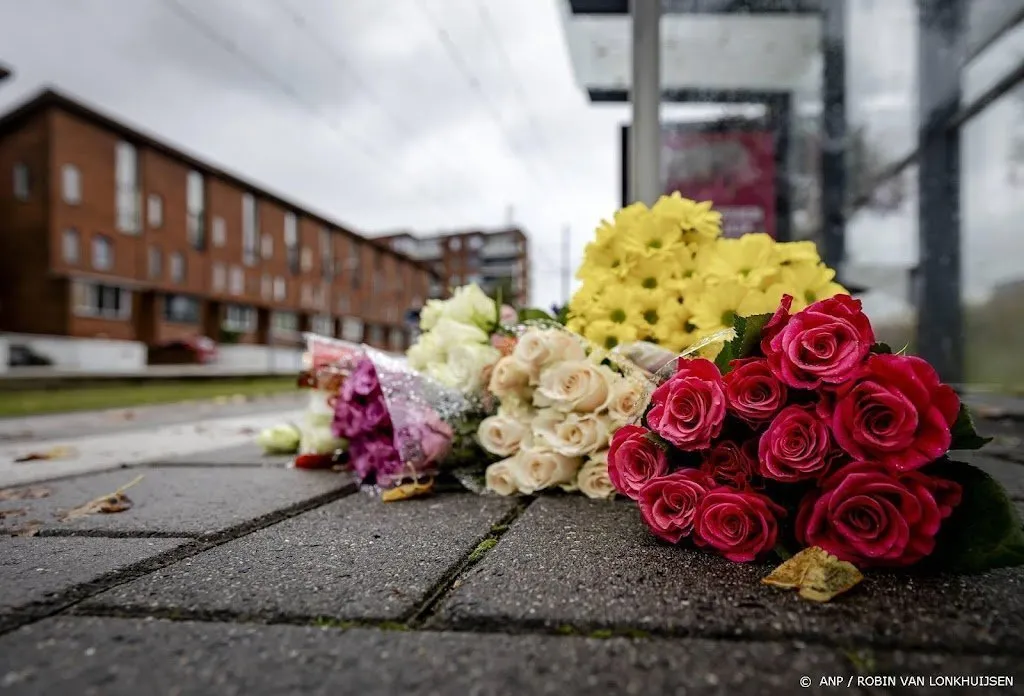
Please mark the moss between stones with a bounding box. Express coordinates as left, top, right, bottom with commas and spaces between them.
468, 538, 498, 563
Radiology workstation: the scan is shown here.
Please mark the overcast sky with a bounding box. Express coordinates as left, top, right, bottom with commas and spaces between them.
0, 0, 1022, 317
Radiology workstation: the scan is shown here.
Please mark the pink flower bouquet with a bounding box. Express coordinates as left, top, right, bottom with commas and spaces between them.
609, 294, 1024, 574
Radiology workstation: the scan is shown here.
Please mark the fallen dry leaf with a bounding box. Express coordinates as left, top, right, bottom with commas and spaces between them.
0, 486, 52, 501
58, 475, 144, 522
0, 507, 28, 520
10, 521, 43, 537
762, 546, 863, 603
14, 446, 78, 463
381, 478, 435, 503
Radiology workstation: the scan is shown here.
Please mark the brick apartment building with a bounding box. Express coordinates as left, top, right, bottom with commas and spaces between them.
0, 89, 435, 357
377, 228, 530, 306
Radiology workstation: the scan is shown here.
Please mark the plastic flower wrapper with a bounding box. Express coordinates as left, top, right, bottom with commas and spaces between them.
307, 333, 489, 500
477, 319, 653, 499
256, 422, 302, 455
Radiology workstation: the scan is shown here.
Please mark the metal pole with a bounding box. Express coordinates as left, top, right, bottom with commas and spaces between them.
561, 225, 571, 305
820, 0, 847, 271
630, 0, 661, 206
916, 0, 966, 384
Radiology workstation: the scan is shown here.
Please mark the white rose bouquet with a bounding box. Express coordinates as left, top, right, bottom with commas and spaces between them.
478, 325, 647, 499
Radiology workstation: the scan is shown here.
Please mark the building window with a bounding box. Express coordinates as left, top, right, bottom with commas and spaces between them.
261, 274, 272, 300
62, 228, 79, 264
468, 235, 484, 251
310, 315, 333, 336
389, 327, 406, 352
320, 227, 333, 280
12, 162, 29, 200
92, 235, 113, 271
261, 233, 274, 259
367, 324, 385, 347
148, 246, 162, 279
72, 281, 131, 320
223, 304, 256, 333
147, 194, 163, 228
449, 237, 462, 251
212, 262, 226, 292
341, 317, 363, 342
163, 294, 200, 324
242, 193, 258, 265
348, 242, 361, 290
300, 283, 311, 307
61, 164, 81, 204
273, 276, 286, 301
170, 252, 185, 283
284, 212, 299, 273
212, 216, 226, 247
115, 141, 140, 233
337, 294, 351, 313
229, 266, 244, 295
271, 311, 299, 336
301, 247, 313, 273
186, 171, 205, 249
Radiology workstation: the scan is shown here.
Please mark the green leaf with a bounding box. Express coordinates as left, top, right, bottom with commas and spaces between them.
924, 459, 1024, 573
518, 307, 555, 323
870, 342, 893, 354
950, 403, 993, 451
713, 313, 772, 374
554, 304, 570, 325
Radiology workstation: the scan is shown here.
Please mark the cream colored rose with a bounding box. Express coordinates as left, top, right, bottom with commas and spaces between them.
488, 355, 531, 398
430, 317, 490, 348
445, 343, 501, 393
407, 332, 445, 371
576, 450, 616, 499
477, 415, 527, 457
441, 284, 498, 331
512, 446, 581, 494
485, 458, 520, 496
419, 299, 446, 331
513, 328, 587, 380
535, 360, 611, 412
606, 375, 646, 425
532, 409, 609, 456
498, 394, 535, 423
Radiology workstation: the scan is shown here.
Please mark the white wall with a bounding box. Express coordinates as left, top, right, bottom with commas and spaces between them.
216, 345, 303, 374
3, 333, 146, 372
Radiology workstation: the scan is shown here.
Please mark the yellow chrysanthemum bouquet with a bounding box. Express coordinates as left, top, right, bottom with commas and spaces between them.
566, 193, 847, 359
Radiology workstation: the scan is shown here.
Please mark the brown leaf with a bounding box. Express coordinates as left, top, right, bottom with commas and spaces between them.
762, 546, 863, 603
0, 507, 28, 520
14, 446, 77, 463
0, 486, 52, 501
10, 521, 43, 537
58, 475, 144, 522
380, 478, 435, 503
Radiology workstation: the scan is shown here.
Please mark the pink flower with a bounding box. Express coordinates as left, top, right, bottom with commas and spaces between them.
343, 358, 381, 400
723, 358, 788, 425
700, 440, 758, 489
500, 304, 518, 325
637, 469, 716, 543
761, 294, 874, 389
695, 488, 783, 562
796, 461, 962, 568
333, 399, 367, 439
758, 405, 835, 483
822, 354, 960, 472
646, 358, 727, 451
607, 425, 670, 500
398, 408, 453, 467
349, 434, 402, 483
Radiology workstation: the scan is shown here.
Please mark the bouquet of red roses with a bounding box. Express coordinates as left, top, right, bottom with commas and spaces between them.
609, 294, 1024, 573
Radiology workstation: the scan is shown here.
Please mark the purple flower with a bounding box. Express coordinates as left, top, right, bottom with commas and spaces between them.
349, 434, 402, 483
332, 399, 366, 439
397, 420, 452, 467
343, 359, 380, 401
361, 394, 391, 434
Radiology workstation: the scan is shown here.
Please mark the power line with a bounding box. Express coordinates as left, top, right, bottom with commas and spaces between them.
157, 0, 442, 206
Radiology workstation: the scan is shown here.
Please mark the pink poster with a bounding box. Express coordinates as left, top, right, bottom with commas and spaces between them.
662, 129, 777, 239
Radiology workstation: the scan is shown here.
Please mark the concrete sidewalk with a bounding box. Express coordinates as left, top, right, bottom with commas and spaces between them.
0, 418, 1022, 694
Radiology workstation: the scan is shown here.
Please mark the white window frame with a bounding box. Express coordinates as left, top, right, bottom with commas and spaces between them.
229, 266, 244, 296
310, 315, 334, 337
186, 170, 205, 248
212, 216, 226, 247
341, 317, 363, 342
115, 141, 140, 234
223, 304, 256, 333
271, 310, 299, 336
261, 233, 274, 259
170, 252, 185, 283
92, 235, 113, 271
72, 281, 132, 320
163, 294, 200, 324
273, 276, 286, 301
12, 162, 29, 200
261, 274, 272, 300
62, 228, 79, 264
212, 262, 226, 292
300, 246, 313, 272
61, 164, 81, 204
147, 193, 163, 228
242, 193, 258, 266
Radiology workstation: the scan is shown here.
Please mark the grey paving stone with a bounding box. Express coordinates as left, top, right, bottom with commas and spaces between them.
0, 467, 351, 537
81, 494, 517, 621
431, 497, 1024, 653
0, 617, 864, 696
955, 452, 1024, 500
149, 443, 295, 467
0, 537, 186, 615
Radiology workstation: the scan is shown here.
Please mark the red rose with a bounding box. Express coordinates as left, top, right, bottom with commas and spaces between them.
638, 469, 716, 543
758, 405, 835, 482
823, 354, 960, 472
695, 487, 783, 562
700, 440, 758, 489
608, 425, 669, 500
646, 358, 726, 451
761, 294, 874, 389
724, 358, 788, 425
796, 461, 962, 568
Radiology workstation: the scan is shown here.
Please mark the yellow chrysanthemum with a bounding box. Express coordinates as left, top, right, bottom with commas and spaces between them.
687, 280, 777, 334
583, 319, 640, 351
617, 210, 686, 259
651, 193, 722, 245
763, 263, 848, 312
773, 240, 822, 266
694, 234, 780, 288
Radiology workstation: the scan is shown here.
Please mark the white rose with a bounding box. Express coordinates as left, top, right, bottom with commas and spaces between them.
535, 360, 612, 413
488, 355, 531, 398
513, 329, 587, 380
426, 361, 457, 388
576, 450, 616, 499
430, 317, 490, 349
532, 409, 609, 457
407, 332, 445, 371
497, 394, 535, 423
606, 375, 646, 426
477, 414, 527, 457
444, 343, 500, 394
485, 458, 520, 496
512, 446, 581, 494
442, 284, 498, 331
419, 299, 446, 331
